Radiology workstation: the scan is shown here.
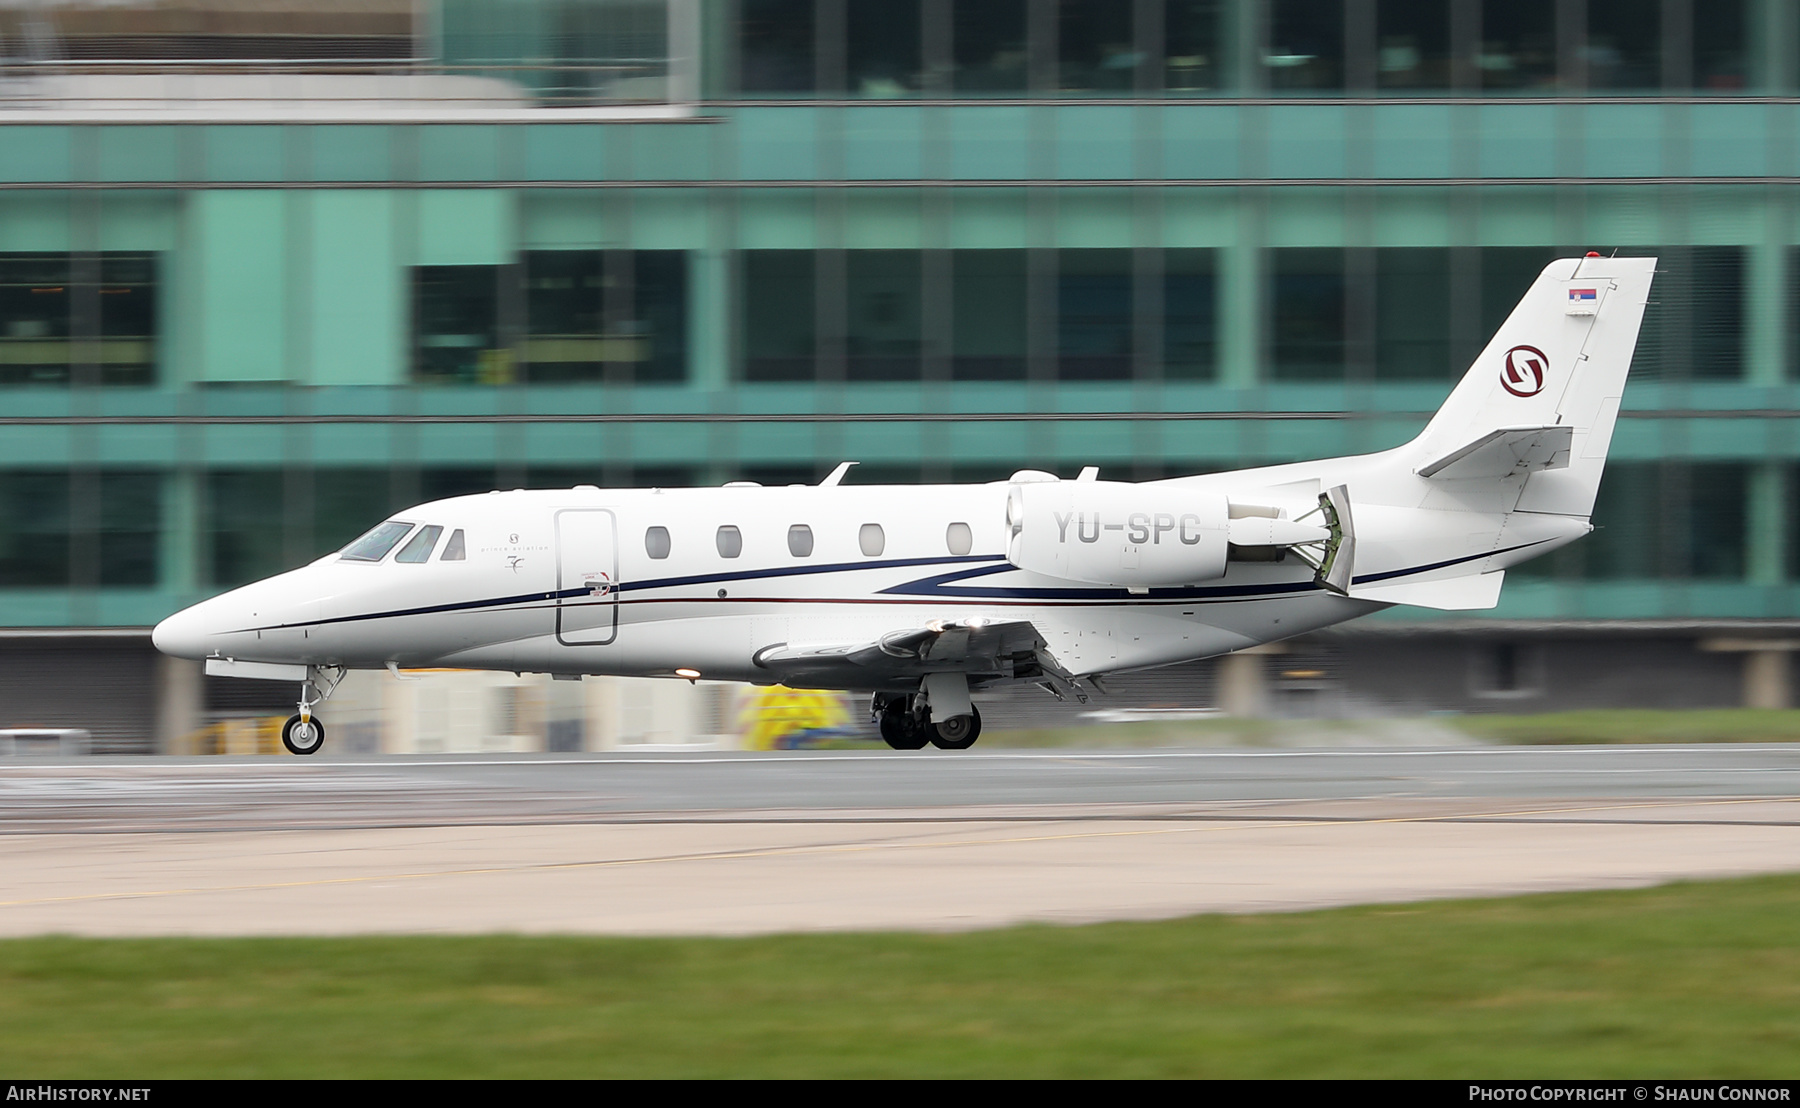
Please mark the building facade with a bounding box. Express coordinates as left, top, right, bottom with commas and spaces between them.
3, 0, 1800, 749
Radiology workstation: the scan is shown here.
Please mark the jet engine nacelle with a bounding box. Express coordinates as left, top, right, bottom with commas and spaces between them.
1005, 481, 1231, 587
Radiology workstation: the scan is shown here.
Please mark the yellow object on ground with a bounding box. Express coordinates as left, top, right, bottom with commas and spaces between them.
738, 687, 854, 750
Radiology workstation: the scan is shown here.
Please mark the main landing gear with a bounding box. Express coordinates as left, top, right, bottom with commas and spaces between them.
283, 665, 344, 757
872, 692, 983, 751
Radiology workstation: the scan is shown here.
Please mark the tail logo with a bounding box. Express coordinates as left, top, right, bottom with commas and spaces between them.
1500, 345, 1548, 397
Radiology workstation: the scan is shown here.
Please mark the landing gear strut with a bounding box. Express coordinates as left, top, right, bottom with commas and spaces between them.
283, 665, 344, 757
871, 692, 983, 751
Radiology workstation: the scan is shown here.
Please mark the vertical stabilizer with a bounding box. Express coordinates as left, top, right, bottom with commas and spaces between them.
1411, 255, 1655, 517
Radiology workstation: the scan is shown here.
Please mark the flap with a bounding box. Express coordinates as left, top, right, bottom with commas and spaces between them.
1416, 425, 1573, 480
1350, 571, 1506, 611
752, 619, 1054, 690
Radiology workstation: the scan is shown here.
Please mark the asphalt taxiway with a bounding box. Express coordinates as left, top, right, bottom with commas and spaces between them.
3, 746, 1799, 935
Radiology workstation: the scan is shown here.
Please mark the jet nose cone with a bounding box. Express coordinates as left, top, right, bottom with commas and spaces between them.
152, 605, 213, 660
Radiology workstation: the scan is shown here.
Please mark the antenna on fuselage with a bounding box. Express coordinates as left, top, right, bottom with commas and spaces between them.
820, 461, 859, 486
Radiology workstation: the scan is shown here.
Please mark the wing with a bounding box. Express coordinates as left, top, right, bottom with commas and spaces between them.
750, 619, 1085, 699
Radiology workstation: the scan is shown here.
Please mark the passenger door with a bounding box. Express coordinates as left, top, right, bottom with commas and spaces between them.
554, 508, 618, 646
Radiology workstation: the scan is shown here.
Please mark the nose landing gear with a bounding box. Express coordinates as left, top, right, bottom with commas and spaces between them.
283, 665, 344, 757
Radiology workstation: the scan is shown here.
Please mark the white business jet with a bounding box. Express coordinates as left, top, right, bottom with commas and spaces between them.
154, 255, 1653, 755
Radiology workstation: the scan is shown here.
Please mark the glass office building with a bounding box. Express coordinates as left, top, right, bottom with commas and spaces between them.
4, 0, 1800, 747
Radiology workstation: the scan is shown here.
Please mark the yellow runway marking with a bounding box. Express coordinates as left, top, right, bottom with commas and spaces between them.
2, 797, 1794, 911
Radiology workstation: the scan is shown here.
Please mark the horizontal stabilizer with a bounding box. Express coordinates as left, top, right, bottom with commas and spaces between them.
1415, 425, 1573, 480
1350, 571, 1506, 611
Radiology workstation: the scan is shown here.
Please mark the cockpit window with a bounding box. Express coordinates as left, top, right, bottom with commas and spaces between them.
440, 529, 466, 561
394, 524, 444, 564
340, 521, 414, 562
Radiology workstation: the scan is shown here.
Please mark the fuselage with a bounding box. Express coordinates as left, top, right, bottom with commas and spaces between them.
150, 452, 1586, 690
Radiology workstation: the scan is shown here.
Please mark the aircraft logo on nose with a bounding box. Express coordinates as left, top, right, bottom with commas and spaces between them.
1500, 345, 1548, 397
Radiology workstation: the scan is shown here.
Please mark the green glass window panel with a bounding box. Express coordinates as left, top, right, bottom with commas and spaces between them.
1377, 0, 1451, 91
950, 107, 1031, 179
414, 266, 501, 384
743, 250, 814, 381
0, 129, 72, 184
954, 0, 1027, 94
193, 191, 284, 383
1371, 105, 1454, 178
1787, 465, 1800, 582
210, 468, 397, 588
1476, 103, 1558, 178
204, 126, 285, 183
848, 0, 921, 98
1057, 107, 1134, 179
1164, 1, 1223, 93
629, 126, 711, 180
735, 108, 819, 181
0, 471, 69, 586
207, 471, 282, 588
1374, 248, 1451, 381
1265, 106, 1347, 178
98, 128, 179, 183
1268, 0, 1343, 91
1480, 0, 1556, 92
524, 124, 606, 181
418, 191, 512, 267
310, 126, 392, 182
1161, 108, 1239, 178
1693, 0, 1747, 92
1059, 248, 1131, 381
1587, 0, 1660, 91
308, 192, 403, 387
1165, 248, 1216, 380
419, 125, 501, 182
1689, 104, 1767, 176
1520, 463, 1749, 581
521, 250, 687, 383
952, 250, 1026, 381
1475, 245, 1558, 355
739, 0, 815, 94
1272, 248, 1345, 381
847, 250, 922, 382
0, 253, 158, 387
1634, 247, 1744, 381
1059, 0, 1136, 94
421, 469, 499, 502
845, 107, 922, 179
1583, 104, 1662, 177
98, 472, 159, 587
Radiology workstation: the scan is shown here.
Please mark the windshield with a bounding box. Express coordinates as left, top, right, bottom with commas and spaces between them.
339, 521, 414, 562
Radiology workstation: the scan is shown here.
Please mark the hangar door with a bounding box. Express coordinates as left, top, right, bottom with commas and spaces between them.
555, 508, 619, 646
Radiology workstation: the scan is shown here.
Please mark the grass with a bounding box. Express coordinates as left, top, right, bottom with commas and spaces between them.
1452, 709, 1800, 745
979, 708, 1800, 749
4, 874, 1800, 1078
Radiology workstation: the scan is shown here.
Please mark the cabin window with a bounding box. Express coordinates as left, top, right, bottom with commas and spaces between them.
946, 522, 972, 555
645, 526, 672, 559
859, 522, 885, 556
787, 524, 814, 557
340, 520, 413, 562
716, 525, 743, 558
440, 529, 466, 561
394, 524, 444, 563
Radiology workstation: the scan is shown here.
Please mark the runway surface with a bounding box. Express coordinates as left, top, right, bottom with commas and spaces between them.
4, 746, 1800, 935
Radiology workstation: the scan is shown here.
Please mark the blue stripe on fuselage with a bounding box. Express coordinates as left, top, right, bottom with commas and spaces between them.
233, 539, 1550, 634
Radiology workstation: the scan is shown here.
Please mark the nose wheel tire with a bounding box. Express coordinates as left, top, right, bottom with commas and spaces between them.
282, 714, 326, 756
929, 706, 982, 750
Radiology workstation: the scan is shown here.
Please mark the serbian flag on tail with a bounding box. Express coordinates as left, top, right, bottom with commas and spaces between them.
1567, 287, 1598, 315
